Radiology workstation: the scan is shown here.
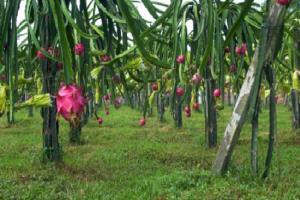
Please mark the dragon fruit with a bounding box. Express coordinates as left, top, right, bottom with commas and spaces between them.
176, 87, 185, 97
185, 111, 191, 118
103, 94, 110, 102
97, 117, 103, 125
139, 118, 146, 126
74, 43, 84, 56
277, 0, 289, 5
184, 106, 191, 114
176, 55, 185, 64
184, 105, 191, 117
114, 96, 123, 109
56, 84, 86, 122
192, 73, 202, 85
192, 102, 200, 110
36, 49, 46, 60
100, 55, 112, 62
152, 83, 158, 91
213, 88, 221, 98
236, 43, 247, 56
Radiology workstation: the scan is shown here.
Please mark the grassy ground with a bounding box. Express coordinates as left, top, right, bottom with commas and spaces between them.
0, 105, 299, 200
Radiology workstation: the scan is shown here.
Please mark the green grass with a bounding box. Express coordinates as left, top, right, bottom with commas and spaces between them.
0, 105, 300, 199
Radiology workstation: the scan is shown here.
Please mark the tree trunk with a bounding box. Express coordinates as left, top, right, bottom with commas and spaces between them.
227, 86, 232, 106
158, 94, 165, 122
40, 7, 60, 161
41, 97, 60, 161
291, 28, 300, 129
204, 73, 217, 148
174, 95, 182, 128
251, 97, 260, 175
262, 65, 277, 179
69, 121, 82, 144
291, 89, 300, 129
212, 3, 287, 175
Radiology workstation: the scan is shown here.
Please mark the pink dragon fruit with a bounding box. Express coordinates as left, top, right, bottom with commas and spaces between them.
184, 106, 191, 114
176, 55, 185, 64
213, 88, 221, 98
184, 105, 191, 118
100, 55, 112, 62
236, 43, 247, 56
185, 111, 191, 118
56, 84, 86, 122
277, 0, 289, 5
152, 83, 158, 91
36, 49, 46, 60
114, 96, 123, 109
97, 117, 103, 125
191, 73, 202, 85
176, 87, 185, 97
192, 102, 200, 110
74, 43, 84, 56
103, 94, 110, 102
139, 118, 146, 126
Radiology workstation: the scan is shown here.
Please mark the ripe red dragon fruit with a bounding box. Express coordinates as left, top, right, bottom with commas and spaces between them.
139, 118, 146, 126
191, 73, 202, 85
236, 43, 247, 56
56, 84, 86, 122
176, 87, 185, 97
176, 55, 185, 64
185, 111, 191, 118
152, 83, 158, 91
103, 94, 110, 102
184, 105, 191, 118
74, 43, 84, 56
114, 96, 123, 109
184, 106, 191, 114
277, 0, 289, 5
213, 88, 221, 98
97, 117, 103, 125
192, 102, 200, 110
36, 49, 46, 60
100, 55, 112, 62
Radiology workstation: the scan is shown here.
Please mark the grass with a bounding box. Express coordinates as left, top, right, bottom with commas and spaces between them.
0, 105, 300, 199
